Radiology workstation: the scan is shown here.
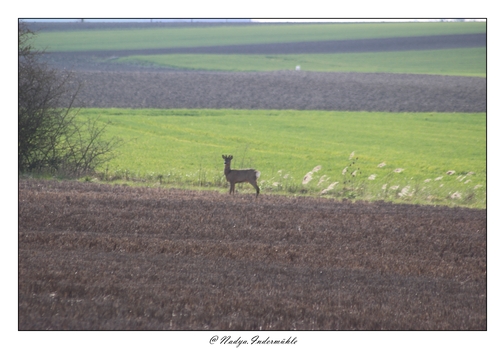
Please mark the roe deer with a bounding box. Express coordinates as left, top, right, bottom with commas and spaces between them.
222, 155, 260, 197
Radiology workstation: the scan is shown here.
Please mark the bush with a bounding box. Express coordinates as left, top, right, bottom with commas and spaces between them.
18, 21, 120, 177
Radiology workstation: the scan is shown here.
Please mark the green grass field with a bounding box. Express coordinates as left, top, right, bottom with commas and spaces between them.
33, 22, 486, 52
78, 108, 486, 208
117, 47, 486, 76
28, 22, 486, 208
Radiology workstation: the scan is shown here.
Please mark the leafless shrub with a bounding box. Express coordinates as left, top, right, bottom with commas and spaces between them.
18, 22, 121, 177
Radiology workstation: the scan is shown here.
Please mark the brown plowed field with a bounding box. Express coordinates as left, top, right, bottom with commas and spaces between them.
64, 70, 486, 112
47, 33, 486, 56
19, 180, 486, 330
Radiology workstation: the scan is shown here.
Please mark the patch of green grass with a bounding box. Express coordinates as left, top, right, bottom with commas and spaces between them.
33, 22, 486, 52
118, 47, 486, 77
78, 108, 486, 208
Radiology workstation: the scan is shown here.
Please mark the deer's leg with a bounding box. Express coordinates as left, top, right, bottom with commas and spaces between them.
250, 181, 260, 198
230, 182, 235, 194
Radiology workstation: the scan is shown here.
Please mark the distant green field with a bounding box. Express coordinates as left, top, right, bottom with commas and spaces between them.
33, 22, 486, 52
118, 47, 486, 76
78, 108, 486, 208
31, 21, 486, 76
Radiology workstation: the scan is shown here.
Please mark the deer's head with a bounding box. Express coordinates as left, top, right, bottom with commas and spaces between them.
222, 155, 233, 164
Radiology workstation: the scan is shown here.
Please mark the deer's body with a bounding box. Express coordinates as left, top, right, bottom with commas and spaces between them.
222, 155, 260, 197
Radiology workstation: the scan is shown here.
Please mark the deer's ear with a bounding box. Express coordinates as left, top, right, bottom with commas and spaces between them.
222, 155, 225, 159
230, 156, 233, 160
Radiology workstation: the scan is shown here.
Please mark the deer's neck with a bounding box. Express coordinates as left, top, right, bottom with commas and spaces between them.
224, 164, 232, 176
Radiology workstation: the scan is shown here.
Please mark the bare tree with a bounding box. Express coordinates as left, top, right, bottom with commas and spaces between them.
18, 21, 121, 176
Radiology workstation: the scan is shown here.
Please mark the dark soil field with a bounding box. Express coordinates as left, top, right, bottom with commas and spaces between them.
19, 180, 486, 330
63, 70, 486, 112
